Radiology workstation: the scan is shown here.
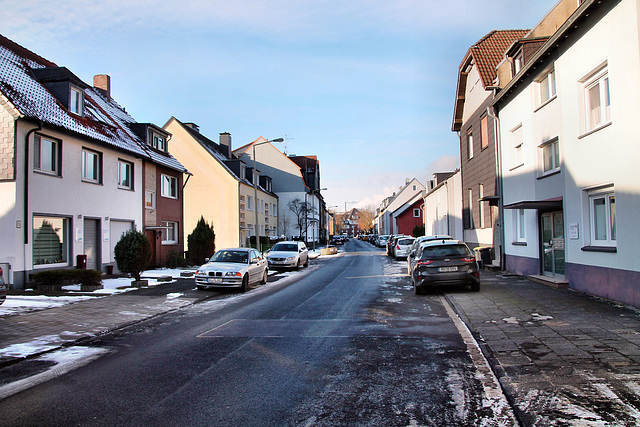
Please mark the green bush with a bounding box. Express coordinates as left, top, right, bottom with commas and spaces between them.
114, 229, 152, 281
412, 225, 425, 238
167, 249, 188, 268
188, 217, 215, 266
32, 269, 102, 288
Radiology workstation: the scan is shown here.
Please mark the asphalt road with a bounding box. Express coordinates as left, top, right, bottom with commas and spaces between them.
0, 239, 513, 426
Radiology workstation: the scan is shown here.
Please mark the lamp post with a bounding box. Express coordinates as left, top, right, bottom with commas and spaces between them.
310, 188, 327, 251
253, 137, 284, 251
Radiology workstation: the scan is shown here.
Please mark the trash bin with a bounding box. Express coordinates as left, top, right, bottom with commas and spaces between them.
106, 265, 114, 275
474, 246, 492, 269
76, 254, 87, 270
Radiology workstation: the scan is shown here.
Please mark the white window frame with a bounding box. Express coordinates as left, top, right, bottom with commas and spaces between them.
248, 196, 253, 211
145, 190, 156, 209
33, 135, 60, 175
32, 215, 69, 267
580, 63, 611, 134
413, 208, 420, 218
467, 130, 474, 159
514, 209, 526, 243
539, 137, 561, 175
117, 160, 133, 190
536, 67, 556, 107
70, 86, 84, 115
589, 190, 616, 247
82, 148, 102, 183
161, 221, 178, 244
161, 174, 178, 199
511, 125, 523, 169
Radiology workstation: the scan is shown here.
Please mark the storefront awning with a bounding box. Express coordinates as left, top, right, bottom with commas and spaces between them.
503, 197, 562, 210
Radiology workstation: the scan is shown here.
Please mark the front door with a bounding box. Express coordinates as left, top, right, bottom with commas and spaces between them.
541, 211, 564, 278
84, 218, 100, 270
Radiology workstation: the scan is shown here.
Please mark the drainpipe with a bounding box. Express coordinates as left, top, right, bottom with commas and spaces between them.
486, 103, 504, 270
24, 121, 42, 244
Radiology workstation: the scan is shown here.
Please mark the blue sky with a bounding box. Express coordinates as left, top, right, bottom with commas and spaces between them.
4, 0, 558, 211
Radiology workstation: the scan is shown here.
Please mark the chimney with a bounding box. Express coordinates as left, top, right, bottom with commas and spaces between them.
219, 132, 232, 158
93, 74, 111, 100
184, 123, 199, 133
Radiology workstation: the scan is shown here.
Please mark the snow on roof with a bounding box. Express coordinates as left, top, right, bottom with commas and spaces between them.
0, 34, 186, 173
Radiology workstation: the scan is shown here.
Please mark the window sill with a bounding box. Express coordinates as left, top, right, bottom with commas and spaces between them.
578, 121, 612, 139
82, 179, 102, 185
34, 170, 62, 178
512, 241, 527, 246
509, 163, 524, 172
533, 95, 557, 113
162, 241, 179, 245
537, 169, 561, 180
581, 245, 617, 253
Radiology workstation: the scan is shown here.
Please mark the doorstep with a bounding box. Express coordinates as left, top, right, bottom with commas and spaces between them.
528, 274, 569, 289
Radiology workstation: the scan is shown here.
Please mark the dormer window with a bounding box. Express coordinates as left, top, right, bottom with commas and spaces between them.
149, 131, 167, 152
69, 86, 84, 115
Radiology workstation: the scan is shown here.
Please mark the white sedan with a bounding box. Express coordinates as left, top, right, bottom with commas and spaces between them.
266, 241, 309, 270
195, 248, 268, 292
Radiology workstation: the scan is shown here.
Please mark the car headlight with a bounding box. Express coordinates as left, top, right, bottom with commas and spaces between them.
225, 272, 242, 277
286, 256, 295, 261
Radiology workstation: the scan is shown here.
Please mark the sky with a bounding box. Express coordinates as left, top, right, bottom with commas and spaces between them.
3, 0, 559, 211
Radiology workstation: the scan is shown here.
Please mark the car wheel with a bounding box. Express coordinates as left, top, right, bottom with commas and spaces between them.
303, 257, 309, 267
470, 282, 480, 292
260, 270, 268, 284
240, 275, 249, 292
295, 258, 301, 271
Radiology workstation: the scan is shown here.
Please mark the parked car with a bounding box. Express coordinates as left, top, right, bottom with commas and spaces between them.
407, 235, 453, 274
195, 248, 268, 292
0, 266, 5, 306
376, 235, 389, 248
410, 240, 480, 294
266, 241, 309, 270
387, 235, 408, 256
393, 237, 415, 259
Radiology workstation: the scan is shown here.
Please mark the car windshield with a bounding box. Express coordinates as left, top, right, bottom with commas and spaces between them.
419, 245, 471, 259
398, 238, 414, 245
272, 243, 298, 252
209, 250, 248, 264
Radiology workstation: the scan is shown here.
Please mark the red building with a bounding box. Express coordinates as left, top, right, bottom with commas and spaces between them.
394, 194, 424, 236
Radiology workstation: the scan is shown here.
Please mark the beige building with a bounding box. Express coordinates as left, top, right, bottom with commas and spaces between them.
163, 118, 278, 250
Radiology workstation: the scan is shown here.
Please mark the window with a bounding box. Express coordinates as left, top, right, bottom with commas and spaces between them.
413, 208, 420, 218
480, 116, 489, 150
590, 192, 616, 246
161, 174, 177, 199
248, 196, 253, 211
413, 185, 417, 191
467, 130, 474, 159
150, 132, 167, 152
511, 125, 523, 168
33, 216, 69, 266
145, 190, 155, 209
273, 203, 277, 217
34, 135, 61, 175
515, 209, 526, 242
82, 148, 102, 183
118, 160, 133, 190
581, 65, 611, 133
162, 221, 178, 244
467, 188, 474, 229
540, 138, 560, 174
537, 68, 556, 105
513, 53, 523, 76
70, 86, 83, 115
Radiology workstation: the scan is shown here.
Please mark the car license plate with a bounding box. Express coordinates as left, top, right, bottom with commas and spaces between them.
438, 266, 458, 272
208, 278, 222, 283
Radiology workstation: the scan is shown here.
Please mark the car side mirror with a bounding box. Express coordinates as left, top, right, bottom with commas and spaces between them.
204, 258, 210, 262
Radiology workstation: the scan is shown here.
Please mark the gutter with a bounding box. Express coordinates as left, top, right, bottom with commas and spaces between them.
23, 120, 42, 244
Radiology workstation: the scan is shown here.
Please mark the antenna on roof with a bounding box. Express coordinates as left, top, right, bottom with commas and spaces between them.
283, 134, 293, 155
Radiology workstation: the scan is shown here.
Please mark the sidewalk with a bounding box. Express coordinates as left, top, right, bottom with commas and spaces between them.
446, 271, 640, 426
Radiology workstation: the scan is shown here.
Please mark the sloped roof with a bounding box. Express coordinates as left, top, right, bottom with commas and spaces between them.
452, 30, 528, 131
0, 33, 186, 173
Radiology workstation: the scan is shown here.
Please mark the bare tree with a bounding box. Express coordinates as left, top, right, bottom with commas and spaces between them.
279, 214, 292, 239
288, 197, 312, 240
357, 205, 376, 234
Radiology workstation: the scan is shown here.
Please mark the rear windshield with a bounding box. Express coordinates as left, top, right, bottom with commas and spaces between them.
398, 238, 415, 245
272, 243, 298, 252
419, 244, 471, 259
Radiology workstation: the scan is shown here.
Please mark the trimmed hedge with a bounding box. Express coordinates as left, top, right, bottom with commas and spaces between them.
32, 269, 103, 289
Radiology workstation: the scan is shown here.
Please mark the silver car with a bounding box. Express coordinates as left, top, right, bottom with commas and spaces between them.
393, 237, 415, 259
195, 248, 268, 292
267, 241, 309, 270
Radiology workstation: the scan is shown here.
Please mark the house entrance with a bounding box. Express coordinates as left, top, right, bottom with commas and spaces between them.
541, 211, 564, 278
84, 218, 101, 270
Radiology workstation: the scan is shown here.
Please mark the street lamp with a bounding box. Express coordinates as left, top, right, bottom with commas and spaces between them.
253, 137, 284, 251
310, 188, 327, 251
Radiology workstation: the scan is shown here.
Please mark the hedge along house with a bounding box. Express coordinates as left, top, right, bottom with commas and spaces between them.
492, 0, 640, 307
0, 34, 187, 288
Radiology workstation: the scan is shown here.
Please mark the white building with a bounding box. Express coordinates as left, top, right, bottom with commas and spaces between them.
423, 171, 463, 240
493, 0, 640, 307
